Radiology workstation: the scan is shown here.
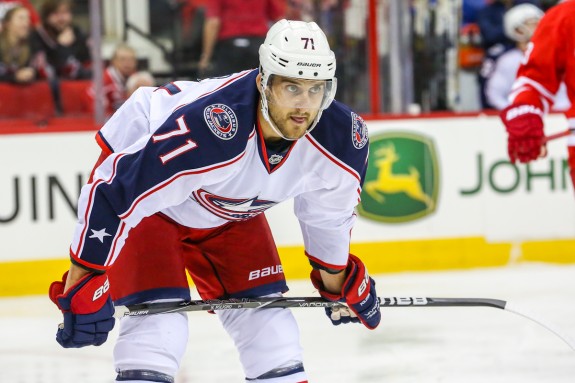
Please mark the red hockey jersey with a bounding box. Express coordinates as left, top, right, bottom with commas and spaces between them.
509, 0, 575, 126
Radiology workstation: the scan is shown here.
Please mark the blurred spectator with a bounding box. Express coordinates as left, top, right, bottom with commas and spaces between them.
30, 0, 91, 80
181, 0, 208, 38
287, 0, 315, 21
476, 0, 541, 108
0, 0, 39, 30
0, 5, 37, 83
85, 43, 138, 115
463, 0, 488, 25
197, 0, 285, 77
126, 70, 155, 97
485, 3, 569, 111
460, 0, 489, 72
180, 0, 209, 64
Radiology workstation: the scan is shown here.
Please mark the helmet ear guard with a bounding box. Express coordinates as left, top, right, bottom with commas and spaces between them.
258, 19, 338, 139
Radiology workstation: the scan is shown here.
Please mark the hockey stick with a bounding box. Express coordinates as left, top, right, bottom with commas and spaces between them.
544, 128, 574, 143
114, 296, 575, 352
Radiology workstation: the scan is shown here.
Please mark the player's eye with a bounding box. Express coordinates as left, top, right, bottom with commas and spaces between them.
285, 84, 300, 94
309, 85, 324, 95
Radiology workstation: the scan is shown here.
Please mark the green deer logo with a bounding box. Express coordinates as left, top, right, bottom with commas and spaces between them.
358, 132, 439, 223
364, 142, 434, 209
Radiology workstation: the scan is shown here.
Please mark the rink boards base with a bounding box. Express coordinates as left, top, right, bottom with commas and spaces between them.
2, 236, 574, 297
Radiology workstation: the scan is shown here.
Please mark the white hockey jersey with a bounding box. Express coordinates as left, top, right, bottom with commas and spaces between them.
70, 69, 369, 272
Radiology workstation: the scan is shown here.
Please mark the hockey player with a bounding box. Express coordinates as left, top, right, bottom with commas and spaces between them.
485, 3, 544, 110
500, 0, 575, 190
48, 19, 381, 383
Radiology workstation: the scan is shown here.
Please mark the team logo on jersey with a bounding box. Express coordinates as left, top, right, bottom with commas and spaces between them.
192, 189, 278, 221
269, 154, 283, 165
203, 104, 238, 140
351, 112, 369, 149
358, 131, 439, 223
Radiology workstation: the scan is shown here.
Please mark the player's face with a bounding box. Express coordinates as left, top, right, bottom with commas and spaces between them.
265, 76, 324, 140
521, 18, 540, 40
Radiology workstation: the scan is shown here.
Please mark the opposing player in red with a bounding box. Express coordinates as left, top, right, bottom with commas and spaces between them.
49, 19, 381, 383
500, 0, 575, 191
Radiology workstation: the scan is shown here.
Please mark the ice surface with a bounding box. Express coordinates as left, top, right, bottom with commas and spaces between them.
1, 263, 574, 382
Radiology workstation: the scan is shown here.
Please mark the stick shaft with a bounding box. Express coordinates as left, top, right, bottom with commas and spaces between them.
114, 296, 507, 318
544, 128, 574, 143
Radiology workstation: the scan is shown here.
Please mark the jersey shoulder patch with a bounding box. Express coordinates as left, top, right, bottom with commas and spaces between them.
308, 100, 369, 177
202, 103, 240, 140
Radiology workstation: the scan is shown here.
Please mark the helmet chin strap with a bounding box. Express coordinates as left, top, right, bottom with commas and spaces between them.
260, 96, 296, 141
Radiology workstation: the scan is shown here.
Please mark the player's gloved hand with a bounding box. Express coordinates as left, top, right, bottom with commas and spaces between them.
310, 254, 381, 329
500, 104, 545, 163
49, 271, 115, 348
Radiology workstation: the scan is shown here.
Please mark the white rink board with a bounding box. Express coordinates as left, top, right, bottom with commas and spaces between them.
0, 114, 574, 262
268, 114, 575, 244
0, 131, 99, 262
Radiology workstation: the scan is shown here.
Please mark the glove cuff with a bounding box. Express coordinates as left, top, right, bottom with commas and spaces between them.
310, 269, 343, 301
501, 104, 544, 136
311, 254, 368, 303
341, 254, 370, 305
48, 271, 69, 309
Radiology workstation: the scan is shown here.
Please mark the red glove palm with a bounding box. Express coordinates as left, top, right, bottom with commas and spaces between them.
500, 104, 545, 163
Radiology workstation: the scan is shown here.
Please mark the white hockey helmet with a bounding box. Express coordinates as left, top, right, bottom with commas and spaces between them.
259, 19, 337, 81
258, 19, 337, 140
504, 4, 544, 43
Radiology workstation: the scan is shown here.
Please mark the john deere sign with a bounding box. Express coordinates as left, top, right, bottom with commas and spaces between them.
358, 131, 439, 223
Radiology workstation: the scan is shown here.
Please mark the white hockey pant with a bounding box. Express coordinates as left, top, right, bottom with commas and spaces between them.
113, 295, 306, 382
114, 310, 188, 382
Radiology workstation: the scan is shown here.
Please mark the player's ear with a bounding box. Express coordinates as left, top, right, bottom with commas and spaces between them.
256, 73, 263, 93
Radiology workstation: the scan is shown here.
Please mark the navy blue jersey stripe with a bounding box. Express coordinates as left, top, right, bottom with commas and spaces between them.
96, 131, 114, 153
157, 82, 182, 95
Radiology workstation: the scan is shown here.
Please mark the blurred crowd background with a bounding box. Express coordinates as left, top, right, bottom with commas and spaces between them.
0, 0, 565, 124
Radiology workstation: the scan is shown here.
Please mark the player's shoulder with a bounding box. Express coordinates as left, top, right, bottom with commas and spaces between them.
149, 70, 255, 117
98, 86, 156, 152
152, 70, 260, 160
541, 1, 575, 28
178, 69, 258, 143
308, 100, 369, 174
549, 0, 575, 14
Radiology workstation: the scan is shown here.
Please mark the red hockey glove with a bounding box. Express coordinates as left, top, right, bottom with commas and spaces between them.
49, 271, 115, 348
310, 254, 381, 330
500, 104, 545, 163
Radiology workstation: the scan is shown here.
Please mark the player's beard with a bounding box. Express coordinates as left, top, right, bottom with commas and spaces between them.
268, 106, 318, 140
